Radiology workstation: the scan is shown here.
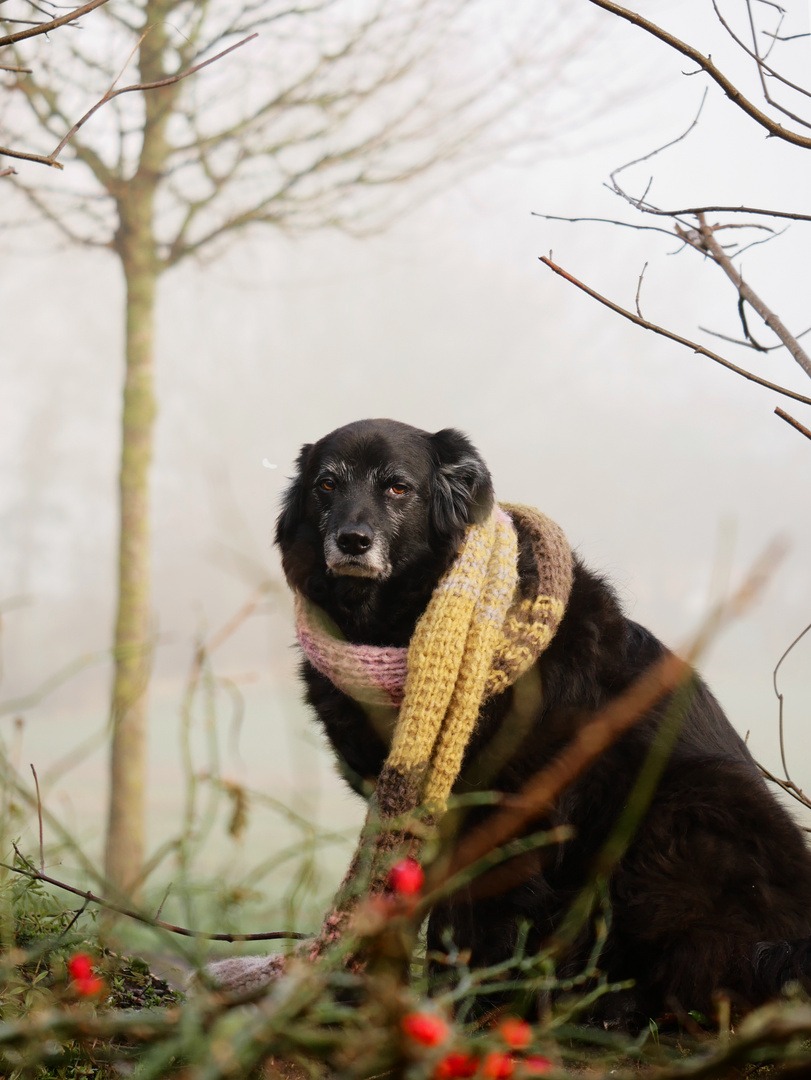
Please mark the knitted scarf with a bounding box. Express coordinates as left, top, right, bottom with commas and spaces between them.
207, 504, 572, 993
297, 504, 573, 816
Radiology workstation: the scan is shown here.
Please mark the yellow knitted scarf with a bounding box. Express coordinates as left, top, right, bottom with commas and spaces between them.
207, 504, 573, 990
299, 504, 573, 819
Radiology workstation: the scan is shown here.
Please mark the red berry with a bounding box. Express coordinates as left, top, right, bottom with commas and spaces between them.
401, 1011, 449, 1046
498, 1017, 532, 1049
67, 954, 94, 981
75, 975, 104, 997
521, 1057, 553, 1075
434, 1052, 480, 1078
483, 1052, 515, 1079
388, 858, 424, 896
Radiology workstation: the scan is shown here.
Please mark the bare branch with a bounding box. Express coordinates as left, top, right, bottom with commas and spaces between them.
609, 87, 708, 202
585, 0, 811, 149
634, 260, 647, 318
4, 850, 310, 942
710, 0, 811, 127
0, 0, 110, 46
691, 213, 811, 379
0, 144, 63, 168
48, 32, 258, 163
775, 406, 811, 443
6, 180, 109, 245
30, 764, 44, 870
10, 67, 119, 188
698, 323, 811, 353
773, 619, 811, 786
615, 203, 811, 223
759, 761, 811, 814
531, 211, 679, 240
538, 254, 811, 407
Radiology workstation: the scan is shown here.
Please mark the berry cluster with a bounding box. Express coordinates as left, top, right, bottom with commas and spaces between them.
401, 1012, 552, 1078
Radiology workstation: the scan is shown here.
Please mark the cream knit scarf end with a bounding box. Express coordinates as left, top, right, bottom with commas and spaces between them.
296, 504, 573, 819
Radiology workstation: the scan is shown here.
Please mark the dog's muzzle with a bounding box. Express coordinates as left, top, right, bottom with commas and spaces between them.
324, 527, 391, 579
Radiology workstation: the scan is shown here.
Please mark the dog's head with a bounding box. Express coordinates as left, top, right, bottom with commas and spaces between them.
275, 419, 493, 597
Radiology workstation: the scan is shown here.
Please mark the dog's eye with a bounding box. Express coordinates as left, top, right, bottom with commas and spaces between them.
387, 483, 408, 496
318, 477, 336, 492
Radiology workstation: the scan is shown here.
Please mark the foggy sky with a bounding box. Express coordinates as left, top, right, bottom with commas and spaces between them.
2, 1, 810, 884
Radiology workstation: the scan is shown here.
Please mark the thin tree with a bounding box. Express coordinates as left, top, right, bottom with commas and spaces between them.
2, 0, 591, 893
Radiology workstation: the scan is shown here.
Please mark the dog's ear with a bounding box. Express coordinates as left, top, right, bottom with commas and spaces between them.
429, 428, 494, 541
275, 443, 313, 550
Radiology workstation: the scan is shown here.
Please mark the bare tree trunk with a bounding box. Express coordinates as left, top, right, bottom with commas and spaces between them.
104, 6, 173, 893
105, 250, 158, 894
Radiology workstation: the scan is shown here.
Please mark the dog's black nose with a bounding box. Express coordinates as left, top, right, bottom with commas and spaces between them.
337, 524, 373, 555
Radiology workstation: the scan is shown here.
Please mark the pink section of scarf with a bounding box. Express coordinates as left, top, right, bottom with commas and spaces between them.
294, 508, 516, 709
295, 596, 408, 707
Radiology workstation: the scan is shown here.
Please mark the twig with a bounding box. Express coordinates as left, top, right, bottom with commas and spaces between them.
531, 211, 679, 240
764, 31, 809, 42
715, 0, 811, 127
609, 88, 708, 201
30, 763, 44, 871
693, 214, 811, 379
0, 0, 109, 46
699, 326, 760, 349
772, 619, 811, 783
154, 881, 172, 922
634, 261, 648, 318
538, 255, 811, 407
59, 899, 91, 938
775, 406, 811, 442
206, 582, 272, 654
0, 146, 64, 169
178, 581, 273, 863
758, 761, 811, 814
625, 204, 811, 223
698, 324, 811, 353
584, 0, 811, 149
736, 294, 767, 352
0, 649, 108, 716
4, 853, 309, 942
48, 32, 258, 162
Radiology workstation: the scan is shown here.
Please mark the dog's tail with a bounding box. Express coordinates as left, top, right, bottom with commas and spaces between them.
752, 939, 811, 997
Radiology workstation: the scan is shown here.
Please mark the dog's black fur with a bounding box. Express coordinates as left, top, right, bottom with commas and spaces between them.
276, 418, 811, 1027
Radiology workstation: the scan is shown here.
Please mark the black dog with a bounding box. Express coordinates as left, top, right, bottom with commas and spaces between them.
276, 418, 811, 1027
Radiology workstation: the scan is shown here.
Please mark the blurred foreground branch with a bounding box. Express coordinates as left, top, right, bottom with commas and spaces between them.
436, 537, 784, 886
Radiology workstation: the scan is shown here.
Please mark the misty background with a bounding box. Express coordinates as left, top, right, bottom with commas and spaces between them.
2, 1, 810, 895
